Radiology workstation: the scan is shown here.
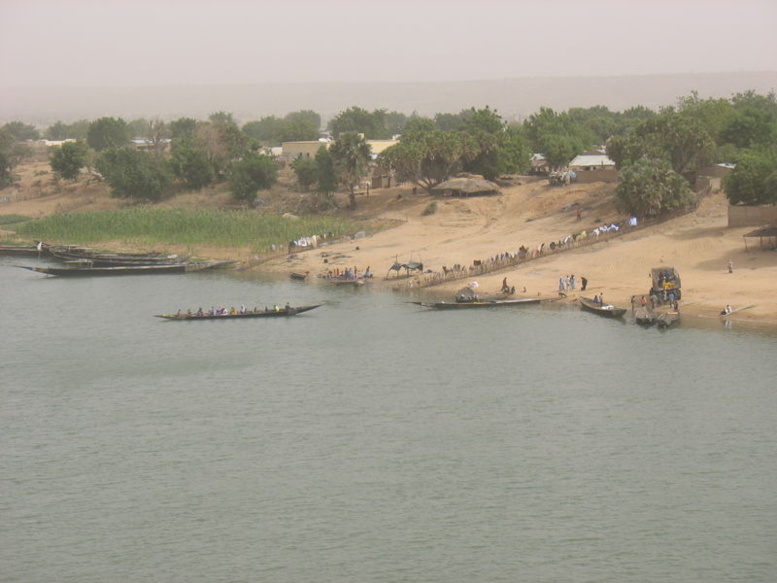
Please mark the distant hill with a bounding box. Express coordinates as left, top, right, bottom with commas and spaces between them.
3, 71, 776, 127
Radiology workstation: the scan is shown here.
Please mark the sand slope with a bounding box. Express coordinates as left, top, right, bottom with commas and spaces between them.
271, 177, 777, 327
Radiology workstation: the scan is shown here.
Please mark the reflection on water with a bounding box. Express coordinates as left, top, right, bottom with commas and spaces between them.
2, 259, 776, 583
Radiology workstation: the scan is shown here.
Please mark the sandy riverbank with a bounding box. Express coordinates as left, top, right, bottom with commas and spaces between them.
3, 165, 775, 328
261, 178, 777, 328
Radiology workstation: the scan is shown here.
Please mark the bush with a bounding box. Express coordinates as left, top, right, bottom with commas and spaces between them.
422, 202, 438, 216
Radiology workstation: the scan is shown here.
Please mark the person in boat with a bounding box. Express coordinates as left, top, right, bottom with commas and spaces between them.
593, 294, 601, 305
229, 306, 237, 315
273, 304, 280, 312
197, 307, 204, 317
721, 304, 732, 315
285, 302, 291, 311
240, 304, 247, 314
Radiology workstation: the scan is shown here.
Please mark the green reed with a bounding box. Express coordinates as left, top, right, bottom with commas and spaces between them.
13, 207, 365, 251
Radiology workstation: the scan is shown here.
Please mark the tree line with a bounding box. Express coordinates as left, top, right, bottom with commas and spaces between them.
1, 91, 775, 214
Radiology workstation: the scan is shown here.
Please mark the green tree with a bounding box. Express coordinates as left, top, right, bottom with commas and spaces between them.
228, 153, 278, 203
87, 117, 130, 152
434, 110, 471, 131
285, 110, 321, 131
209, 111, 236, 125
3, 121, 40, 141
0, 128, 32, 187
127, 118, 150, 138
723, 148, 777, 205
198, 117, 248, 176
96, 148, 172, 200
329, 107, 389, 139
615, 158, 695, 218
459, 106, 532, 179
46, 119, 91, 141
169, 117, 198, 141
46, 121, 70, 141
49, 140, 89, 180
170, 141, 214, 190
329, 132, 372, 208
523, 107, 594, 168
291, 155, 318, 191
243, 116, 285, 145
279, 117, 319, 142
315, 145, 337, 206
380, 130, 476, 193
632, 112, 715, 175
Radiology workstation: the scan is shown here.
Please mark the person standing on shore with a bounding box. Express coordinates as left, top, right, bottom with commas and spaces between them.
728, 260, 734, 273
581, 276, 588, 291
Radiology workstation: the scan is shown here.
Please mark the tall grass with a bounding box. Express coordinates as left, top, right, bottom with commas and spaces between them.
0, 214, 32, 226
14, 207, 365, 252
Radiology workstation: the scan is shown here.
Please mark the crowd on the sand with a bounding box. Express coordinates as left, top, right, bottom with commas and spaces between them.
404, 217, 639, 289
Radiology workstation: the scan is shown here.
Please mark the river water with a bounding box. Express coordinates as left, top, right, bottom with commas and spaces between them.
1, 257, 775, 583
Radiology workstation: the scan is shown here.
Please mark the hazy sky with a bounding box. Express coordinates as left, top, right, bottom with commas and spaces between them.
2, 0, 776, 88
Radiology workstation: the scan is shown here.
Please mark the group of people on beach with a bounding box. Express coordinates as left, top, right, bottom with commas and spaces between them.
557, 274, 588, 296
324, 266, 372, 280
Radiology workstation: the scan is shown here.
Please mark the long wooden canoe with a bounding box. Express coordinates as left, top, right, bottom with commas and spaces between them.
155, 305, 321, 320
17, 264, 187, 277
579, 296, 627, 318
413, 297, 547, 310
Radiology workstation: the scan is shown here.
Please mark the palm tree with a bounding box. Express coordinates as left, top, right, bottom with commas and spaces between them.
329, 132, 372, 209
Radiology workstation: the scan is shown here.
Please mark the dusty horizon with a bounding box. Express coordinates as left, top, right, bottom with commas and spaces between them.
3, 0, 776, 89
3, 71, 777, 127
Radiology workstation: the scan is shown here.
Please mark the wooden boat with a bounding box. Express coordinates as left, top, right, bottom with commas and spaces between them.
51, 251, 187, 267
413, 297, 547, 310
290, 272, 308, 281
184, 260, 238, 272
579, 296, 627, 318
656, 310, 681, 329
17, 263, 187, 277
0, 244, 48, 256
455, 286, 515, 303
635, 306, 657, 326
155, 304, 321, 320
330, 278, 365, 287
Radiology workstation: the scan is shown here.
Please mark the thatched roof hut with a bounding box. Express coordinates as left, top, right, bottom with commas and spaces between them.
432, 176, 501, 197
743, 225, 777, 250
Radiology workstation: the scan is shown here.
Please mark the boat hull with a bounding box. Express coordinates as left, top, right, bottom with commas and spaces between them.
155, 305, 321, 320
414, 298, 546, 310
18, 264, 187, 276
579, 297, 627, 318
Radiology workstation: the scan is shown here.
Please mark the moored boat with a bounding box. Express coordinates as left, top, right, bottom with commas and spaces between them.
0, 244, 49, 256
16, 263, 187, 277
579, 296, 627, 318
635, 306, 657, 326
414, 297, 547, 310
454, 286, 515, 303
656, 310, 681, 329
155, 304, 321, 320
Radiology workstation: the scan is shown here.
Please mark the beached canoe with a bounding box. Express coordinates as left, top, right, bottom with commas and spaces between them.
635, 307, 657, 326
16, 264, 188, 277
579, 296, 627, 318
656, 310, 681, 329
413, 297, 547, 310
155, 305, 321, 320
